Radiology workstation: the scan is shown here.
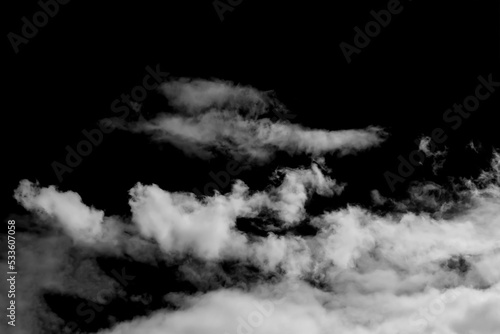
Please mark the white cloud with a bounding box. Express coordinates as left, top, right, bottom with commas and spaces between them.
267, 163, 344, 225
13, 149, 500, 334
127, 163, 342, 259
13, 180, 118, 244
95, 280, 500, 334
128, 181, 255, 260
115, 78, 386, 161
13, 163, 341, 261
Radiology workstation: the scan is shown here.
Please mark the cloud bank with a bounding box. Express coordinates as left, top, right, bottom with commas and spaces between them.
9, 152, 500, 334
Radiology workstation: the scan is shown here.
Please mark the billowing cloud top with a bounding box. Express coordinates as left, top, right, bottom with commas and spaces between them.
111, 78, 386, 161
11, 153, 500, 334
13, 180, 114, 244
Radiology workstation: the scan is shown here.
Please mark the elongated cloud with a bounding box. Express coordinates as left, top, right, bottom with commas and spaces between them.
113, 79, 386, 161
97, 286, 500, 334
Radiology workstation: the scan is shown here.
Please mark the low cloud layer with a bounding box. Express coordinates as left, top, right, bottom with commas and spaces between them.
9, 152, 500, 334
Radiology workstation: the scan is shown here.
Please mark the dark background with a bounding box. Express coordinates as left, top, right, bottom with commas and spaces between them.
4, 0, 500, 216
2, 1, 500, 333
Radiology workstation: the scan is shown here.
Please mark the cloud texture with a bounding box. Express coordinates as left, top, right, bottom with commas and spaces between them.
112, 79, 386, 161
9, 153, 500, 334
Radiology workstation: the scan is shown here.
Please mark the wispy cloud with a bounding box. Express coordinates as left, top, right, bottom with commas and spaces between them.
111, 78, 386, 161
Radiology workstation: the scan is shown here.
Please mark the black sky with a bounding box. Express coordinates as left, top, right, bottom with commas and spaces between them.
4, 0, 500, 216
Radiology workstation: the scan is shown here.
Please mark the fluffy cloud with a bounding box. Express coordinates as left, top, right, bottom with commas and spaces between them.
12, 150, 500, 334
128, 181, 254, 259
14, 163, 340, 260
266, 163, 344, 225
13, 180, 118, 244
127, 163, 341, 259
